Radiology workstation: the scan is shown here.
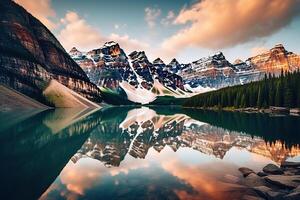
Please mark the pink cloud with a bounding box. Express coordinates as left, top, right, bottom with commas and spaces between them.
251, 46, 269, 56
162, 0, 300, 58
58, 12, 149, 53
109, 33, 149, 54
14, 0, 57, 30
58, 11, 104, 51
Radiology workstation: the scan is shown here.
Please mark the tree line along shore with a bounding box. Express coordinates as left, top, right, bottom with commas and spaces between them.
184, 70, 300, 113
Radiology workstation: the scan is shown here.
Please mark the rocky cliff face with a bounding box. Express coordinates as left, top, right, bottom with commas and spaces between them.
75, 41, 138, 90
128, 50, 154, 89
248, 44, 300, 74
0, 0, 101, 104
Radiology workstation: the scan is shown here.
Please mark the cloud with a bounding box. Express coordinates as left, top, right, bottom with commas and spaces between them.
58, 12, 149, 53
145, 7, 161, 28
14, 0, 57, 30
58, 11, 105, 51
251, 46, 269, 56
160, 154, 245, 200
109, 33, 149, 53
162, 0, 300, 57
161, 11, 175, 26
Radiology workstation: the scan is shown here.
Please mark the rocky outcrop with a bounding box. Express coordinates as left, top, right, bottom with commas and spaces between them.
248, 44, 300, 74
0, 0, 101, 104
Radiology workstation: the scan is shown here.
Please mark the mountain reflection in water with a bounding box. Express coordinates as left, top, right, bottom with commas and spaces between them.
0, 107, 300, 200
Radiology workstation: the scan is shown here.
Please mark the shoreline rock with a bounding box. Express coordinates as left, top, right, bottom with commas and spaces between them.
263, 164, 284, 175
239, 167, 255, 177
239, 162, 300, 199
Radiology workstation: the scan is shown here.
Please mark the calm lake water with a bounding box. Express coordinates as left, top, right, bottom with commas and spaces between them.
1, 107, 300, 200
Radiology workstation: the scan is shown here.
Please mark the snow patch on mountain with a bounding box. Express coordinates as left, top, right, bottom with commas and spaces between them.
184, 84, 216, 94
119, 82, 156, 104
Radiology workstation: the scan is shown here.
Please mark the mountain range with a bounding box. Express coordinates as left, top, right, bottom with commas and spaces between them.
70, 42, 190, 104
70, 42, 300, 105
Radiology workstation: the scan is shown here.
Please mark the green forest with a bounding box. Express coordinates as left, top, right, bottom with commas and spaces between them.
184, 70, 300, 109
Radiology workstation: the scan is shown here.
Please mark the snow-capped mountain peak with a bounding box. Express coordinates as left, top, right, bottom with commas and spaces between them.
169, 58, 179, 66
69, 47, 83, 58
153, 58, 165, 65
103, 41, 118, 47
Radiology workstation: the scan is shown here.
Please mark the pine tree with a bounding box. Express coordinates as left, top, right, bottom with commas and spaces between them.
284, 85, 293, 108
183, 71, 300, 109
257, 86, 263, 108
275, 81, 282, 107
268, 84, 274, 106
297, 84, 300, 108
241, 94, 246, 108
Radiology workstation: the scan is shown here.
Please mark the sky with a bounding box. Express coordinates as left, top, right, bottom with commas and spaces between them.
14, 0, 300, 63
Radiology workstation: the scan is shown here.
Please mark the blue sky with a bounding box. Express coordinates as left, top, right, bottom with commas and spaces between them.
15, 0, 300, 63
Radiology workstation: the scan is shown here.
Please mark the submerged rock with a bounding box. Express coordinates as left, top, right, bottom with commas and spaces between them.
252, 186, 284, 199
265, 175, 300, 189
283, 192, 300, 200
257, 172, 268, 177
263, 164, 284, 175
243, 173, 266, 187
239, 167, 255, 177
242, 194, 264, 200
281, 162, 300, 168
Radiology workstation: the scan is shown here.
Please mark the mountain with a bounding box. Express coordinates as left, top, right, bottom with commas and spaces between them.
70, 42, 191, 104
151, 57, 185, 90
180, 44, 300, 89
166, 58, 182, 73
0, 0, 101, 105
180, 52, 263, 89
247, 44, 300, 74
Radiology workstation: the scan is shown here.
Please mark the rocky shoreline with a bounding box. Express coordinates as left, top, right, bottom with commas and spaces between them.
184, 106, 300, 116
239, 162, 300, 199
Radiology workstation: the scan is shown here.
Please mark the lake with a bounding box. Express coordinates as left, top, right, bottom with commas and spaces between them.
0, 107, 300, 200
